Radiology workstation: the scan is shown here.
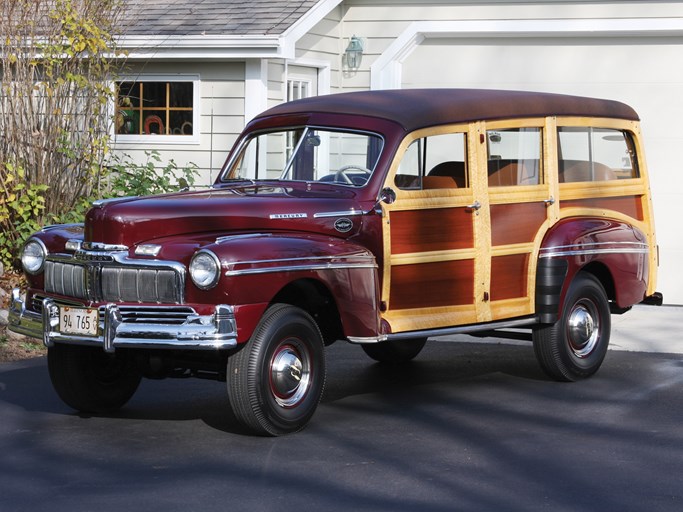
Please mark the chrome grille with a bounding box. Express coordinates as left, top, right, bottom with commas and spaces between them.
45, 261, 87, 299
31, 297, 195, 325
44, 259, 183, 304
101, 267, 179, 303
114, 305, 196, 325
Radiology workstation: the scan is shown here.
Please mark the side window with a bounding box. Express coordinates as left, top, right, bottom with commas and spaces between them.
395, 132, 468, 190
486, 128, 542, 186
557, 127, 639, 182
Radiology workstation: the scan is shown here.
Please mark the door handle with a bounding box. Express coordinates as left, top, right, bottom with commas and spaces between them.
544, 196, 555, 206
466, 200, 482, 211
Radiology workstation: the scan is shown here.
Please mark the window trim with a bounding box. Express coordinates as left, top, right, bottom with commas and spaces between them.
113, 75, 201, 145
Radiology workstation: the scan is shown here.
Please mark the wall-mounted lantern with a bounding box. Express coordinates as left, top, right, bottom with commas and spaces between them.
345, 35, 364, 71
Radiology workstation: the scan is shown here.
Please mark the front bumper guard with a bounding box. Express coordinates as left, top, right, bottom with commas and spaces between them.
8, 288, 238, 353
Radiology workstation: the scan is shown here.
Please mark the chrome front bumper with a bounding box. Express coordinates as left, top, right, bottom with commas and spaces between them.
8, 288, 238, 353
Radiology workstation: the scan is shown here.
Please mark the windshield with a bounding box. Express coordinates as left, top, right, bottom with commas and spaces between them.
221, 127, 384, 187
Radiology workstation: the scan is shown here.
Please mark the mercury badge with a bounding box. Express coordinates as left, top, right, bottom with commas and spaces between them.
269, 213, 308, 219
334, 217, 354, 233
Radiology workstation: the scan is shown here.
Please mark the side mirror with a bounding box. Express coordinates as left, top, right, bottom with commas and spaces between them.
379, 187, 396, 205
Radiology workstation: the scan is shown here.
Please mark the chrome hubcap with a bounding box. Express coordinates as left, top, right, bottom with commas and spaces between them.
270, 342, 311, 408
567, 301, 599, 358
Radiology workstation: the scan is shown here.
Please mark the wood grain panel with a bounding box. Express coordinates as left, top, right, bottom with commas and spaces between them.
490, 253, 529, 301
390, 259, 474, 310
390, 208, 473, 255
490, 202, 546, 246
561, 196, 643, 221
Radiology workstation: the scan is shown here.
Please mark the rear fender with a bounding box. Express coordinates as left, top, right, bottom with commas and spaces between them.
536, 218, 649, 322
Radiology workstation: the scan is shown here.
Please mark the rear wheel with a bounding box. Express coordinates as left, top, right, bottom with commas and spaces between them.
533, 272, 610, 381
227, 304, 326, 436
47, 344, 142, 413
361, 338, 427, 364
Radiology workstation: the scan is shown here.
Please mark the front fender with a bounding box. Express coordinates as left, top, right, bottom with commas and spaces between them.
196, 233, 380, 342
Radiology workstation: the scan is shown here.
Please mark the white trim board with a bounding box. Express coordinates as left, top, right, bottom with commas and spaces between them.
371, 18, 683, 90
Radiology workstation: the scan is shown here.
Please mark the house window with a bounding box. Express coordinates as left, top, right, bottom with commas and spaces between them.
285, 79, 312, 158
116, 80, 195, 136
287, 79, 311, 102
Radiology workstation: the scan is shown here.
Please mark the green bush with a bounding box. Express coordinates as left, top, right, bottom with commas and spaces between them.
0, 151, 199, 269
107, 150, 199, 197
0, 162, 49, 268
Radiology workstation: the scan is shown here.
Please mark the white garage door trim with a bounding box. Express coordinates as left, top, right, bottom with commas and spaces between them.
371, 18, 683, 90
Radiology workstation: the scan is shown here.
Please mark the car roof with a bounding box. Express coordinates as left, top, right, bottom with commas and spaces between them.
254, 88, 639, 132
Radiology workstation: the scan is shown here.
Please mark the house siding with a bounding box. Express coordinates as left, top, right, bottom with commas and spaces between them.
113, 61, 245, 185
294, 6, 343, 92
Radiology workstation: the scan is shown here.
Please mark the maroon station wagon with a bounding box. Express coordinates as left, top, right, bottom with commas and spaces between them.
9, 89, 662, 435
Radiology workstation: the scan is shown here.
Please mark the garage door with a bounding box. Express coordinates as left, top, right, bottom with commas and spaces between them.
399, 36, 683, 304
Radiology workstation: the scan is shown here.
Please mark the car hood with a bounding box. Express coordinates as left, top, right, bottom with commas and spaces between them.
84, 184, 367, 247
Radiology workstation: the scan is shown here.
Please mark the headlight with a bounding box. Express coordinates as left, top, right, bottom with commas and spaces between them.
189, 250, 221, 290
21, 238, 47, 274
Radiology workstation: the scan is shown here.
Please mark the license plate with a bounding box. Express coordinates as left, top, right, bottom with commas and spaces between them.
59, 306, 99, 336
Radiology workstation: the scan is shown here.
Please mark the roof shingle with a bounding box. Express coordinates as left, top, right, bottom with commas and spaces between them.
121, 0, 319, 36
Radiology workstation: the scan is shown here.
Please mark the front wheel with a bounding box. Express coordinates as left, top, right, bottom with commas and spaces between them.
227, 304, 326, 436
533, 272, 611, 382
47, 344, 142, 413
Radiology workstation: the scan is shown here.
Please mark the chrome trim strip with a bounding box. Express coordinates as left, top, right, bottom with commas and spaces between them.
228, 254, 374, 267
224, 254, 377, 276
82, 241, 129, 252
540, 248, 649, 258
540, 241, 649, 258
226, 262, 377, 277
313, 209, 366, 219
541, 241, 648, 251
8, 289, 238, 353
383, 316, 539, 342
347, 335, 389, 343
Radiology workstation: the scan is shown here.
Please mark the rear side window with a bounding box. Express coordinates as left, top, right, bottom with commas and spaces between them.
486, 128, 542, 187
557, 127, 639, 182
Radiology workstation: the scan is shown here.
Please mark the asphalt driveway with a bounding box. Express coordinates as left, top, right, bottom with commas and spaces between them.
1, 339, 682, 512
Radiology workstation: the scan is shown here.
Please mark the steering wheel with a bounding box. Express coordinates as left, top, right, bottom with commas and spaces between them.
334, 165, 371, 185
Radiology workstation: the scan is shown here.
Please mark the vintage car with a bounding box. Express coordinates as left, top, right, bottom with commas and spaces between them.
9, 89, 662, 435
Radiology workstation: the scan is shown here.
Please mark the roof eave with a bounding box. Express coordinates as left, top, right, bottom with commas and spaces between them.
117, 34, 287, 60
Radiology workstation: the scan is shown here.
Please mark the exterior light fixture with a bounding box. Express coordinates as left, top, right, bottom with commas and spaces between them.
345, 35, 364, 70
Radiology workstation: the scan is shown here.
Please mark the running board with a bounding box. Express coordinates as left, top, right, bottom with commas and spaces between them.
385, 316, 539, 342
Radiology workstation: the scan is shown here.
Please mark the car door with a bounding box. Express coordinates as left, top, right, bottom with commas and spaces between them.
481, 119, 556, 322
380, 124, 484, 333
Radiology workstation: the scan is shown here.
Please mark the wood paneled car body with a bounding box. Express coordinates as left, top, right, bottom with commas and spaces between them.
9, 89, 662, 435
